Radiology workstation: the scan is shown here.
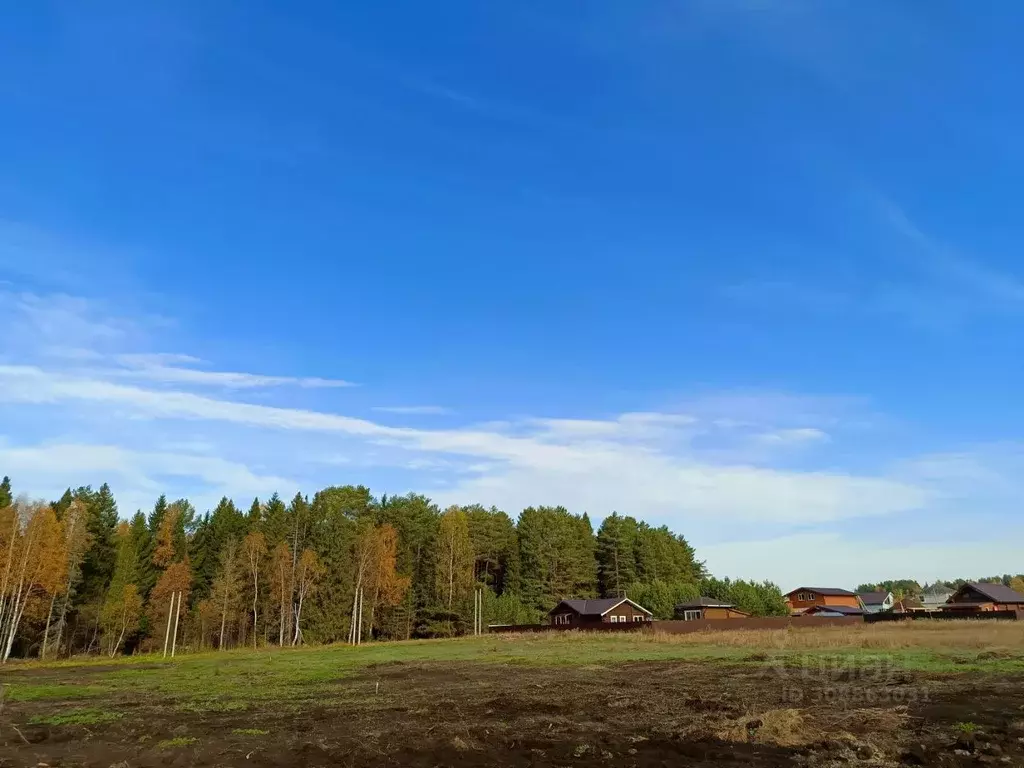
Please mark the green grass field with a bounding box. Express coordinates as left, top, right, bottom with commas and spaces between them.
5, 622, 1024, 712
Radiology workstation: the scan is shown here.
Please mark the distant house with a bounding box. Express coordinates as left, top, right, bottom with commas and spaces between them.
673, 598, 751, 621
943, 583, 1024, 613
857, 591, 895, 614
920, 586, 954, 609
548, 598, 653, 627
802, 604, 864, 617
785, 587, 860, 615
892, 596, 926, 613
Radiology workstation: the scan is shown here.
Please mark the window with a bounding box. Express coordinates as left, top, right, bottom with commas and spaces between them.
633, 615, 644, 622
683, 609, 702, 621
797, 592, 816, 602
554, 613, 571, 626
610, 615, 619, 623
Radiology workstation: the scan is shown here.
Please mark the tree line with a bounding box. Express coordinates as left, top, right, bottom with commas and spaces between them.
857, 575, 1024, 599
0, 475, 787, 660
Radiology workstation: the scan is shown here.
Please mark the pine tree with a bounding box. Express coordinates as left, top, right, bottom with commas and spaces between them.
148, 495, 169, 534
79, 483, 119, 603
518, 506, 597, 611
261, 493, 288, 546
596, 513, 639, 598
246, 497, 262, 527
377, 493, 438, 639
52, 488, 74, 518
465, 505, 517, 594
0, 477, 11, 509
140, 495, 169, 597
305, 486, 373, 643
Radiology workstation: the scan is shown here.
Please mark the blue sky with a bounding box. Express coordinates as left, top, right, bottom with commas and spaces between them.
2, 1, 1023, 587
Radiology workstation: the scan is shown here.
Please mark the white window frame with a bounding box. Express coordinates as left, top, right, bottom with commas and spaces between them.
683, 609, 702, 621
554, 613, 572, 626
610, 615, 619, 623
632, 615, 644, 622
797, 591, 815, 602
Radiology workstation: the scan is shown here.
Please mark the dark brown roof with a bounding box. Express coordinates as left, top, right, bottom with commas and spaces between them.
675, 597, 735, 609
954, 582, 1024, 604
549, 598, 653, 616
858, 591, 891, 605
787, 586, 857, 597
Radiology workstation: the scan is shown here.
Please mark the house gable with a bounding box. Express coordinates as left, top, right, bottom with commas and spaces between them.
598, 598, 653, 618
948, 582, 1024, 607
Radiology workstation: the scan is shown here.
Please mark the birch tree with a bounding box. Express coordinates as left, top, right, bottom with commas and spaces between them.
291, 548, 323, 646
433, 507, 473, 634
44, 499, 91, 659
366, 524, 409, 638
103, 584, 142, 657
1, 502, 65, 662
270, 541, 292, 646
210, 537, 243, 650
243, 532, 266, 648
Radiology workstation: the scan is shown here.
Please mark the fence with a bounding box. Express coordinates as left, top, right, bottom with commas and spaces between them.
864, 609, 1023, 623
487, 622, 647, 634
650, 616, 863, 634
489, 616, 862, 635
490, 610, 1023, 635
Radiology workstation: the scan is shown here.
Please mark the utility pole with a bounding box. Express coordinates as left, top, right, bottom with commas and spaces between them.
162, 594, 174, 658
473, 586, 484, 636
171, 592, 182, 658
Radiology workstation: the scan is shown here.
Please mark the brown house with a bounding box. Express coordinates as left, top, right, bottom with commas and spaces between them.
943, 582, 1024, 613
785, 587, 860, 614
548, 597, 653, 627
674, 597, 750, 621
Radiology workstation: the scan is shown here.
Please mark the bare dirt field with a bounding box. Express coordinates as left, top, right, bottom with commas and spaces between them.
2, 627, 1024, 767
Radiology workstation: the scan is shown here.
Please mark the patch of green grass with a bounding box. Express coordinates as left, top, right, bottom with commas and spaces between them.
232, 728, 269, 735
157, 736, 197, 748
4, 683, 109, 702
29, 708, 123, 726
177, 698, 249, 713
955, 721, 977, 734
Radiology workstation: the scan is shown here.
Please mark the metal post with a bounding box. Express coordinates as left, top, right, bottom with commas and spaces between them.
357, 587, 364, 645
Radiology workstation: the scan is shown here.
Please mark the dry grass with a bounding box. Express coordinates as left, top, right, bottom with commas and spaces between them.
716, 708, 817, 747
645, 621, 1024, 651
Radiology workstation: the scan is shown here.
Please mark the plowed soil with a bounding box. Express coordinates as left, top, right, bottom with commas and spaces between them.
2, 659, 1023, 767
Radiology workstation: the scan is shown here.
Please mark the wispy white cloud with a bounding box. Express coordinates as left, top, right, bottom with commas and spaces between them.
2, 294, 356, 390
753, 427, 829, 446
0, 441, 295, 517
111, 357, 357, 389
725, 194, 1024, 330
0, 363, 928, 525
373, 405, 451, 415
880, 198, 1024, 308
